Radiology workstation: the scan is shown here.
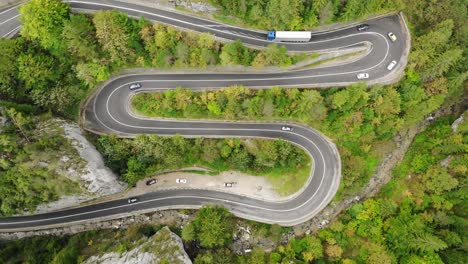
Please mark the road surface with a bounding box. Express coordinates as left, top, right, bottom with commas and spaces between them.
0, 0, 409, 231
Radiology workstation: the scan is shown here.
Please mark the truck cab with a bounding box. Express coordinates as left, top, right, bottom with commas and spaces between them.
267, 31, 276, 41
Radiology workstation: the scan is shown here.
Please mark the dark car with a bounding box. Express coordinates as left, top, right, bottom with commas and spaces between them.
127, 197, 139, 204
146, 178, 157, 186
356, 24, 369, 31
129, 83, 142, 90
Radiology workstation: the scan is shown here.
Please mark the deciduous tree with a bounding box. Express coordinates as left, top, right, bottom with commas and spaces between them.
19, 0, 69, 52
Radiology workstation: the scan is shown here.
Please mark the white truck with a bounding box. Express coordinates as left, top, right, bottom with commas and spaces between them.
267, 31, 312, 42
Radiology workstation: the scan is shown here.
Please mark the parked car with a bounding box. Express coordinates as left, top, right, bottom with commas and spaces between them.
176, 178, 187, 183
127, 197, 139, 204
281, 126, 293, 131
387, 32, 397, 42
387, 60, 397, 70
146, 178, 157, 185
356, 24, 369, 31
224, 182, 234, 187
357, 73, 369, 79
320, 219, 330, 226
129, 83, 142, 90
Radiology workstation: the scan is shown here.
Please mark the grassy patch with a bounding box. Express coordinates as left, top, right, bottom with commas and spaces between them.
251, 162, 312, 196
295, 50, 365, 70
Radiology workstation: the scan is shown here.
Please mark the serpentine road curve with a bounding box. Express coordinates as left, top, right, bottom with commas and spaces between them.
0, 0, 409, 231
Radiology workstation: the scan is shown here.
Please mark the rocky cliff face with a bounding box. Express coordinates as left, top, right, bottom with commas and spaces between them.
84, 226, 192, 264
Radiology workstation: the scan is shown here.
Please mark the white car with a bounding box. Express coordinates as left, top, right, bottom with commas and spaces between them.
176, 178, 187, 183
357, 73, 369, 79
127, 197, 139, 204
281, 126, 293, 131
387, 32, 397, 42
387, 60, 397, 70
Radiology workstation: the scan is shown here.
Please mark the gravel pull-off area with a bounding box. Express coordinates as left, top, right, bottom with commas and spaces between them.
128, 169, 283, 201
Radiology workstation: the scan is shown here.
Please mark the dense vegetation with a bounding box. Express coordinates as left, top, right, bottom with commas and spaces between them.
182, 205, 235, 248
188, 115, 468, 263
208, 0, 402, 29
0, 103, 83, 216
266, 116, 466, 263
0, 0, 298, 118
209, 0, 467, 37
96, 134, 310, 195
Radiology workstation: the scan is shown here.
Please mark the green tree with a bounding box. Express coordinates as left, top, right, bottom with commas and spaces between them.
301, 236, 324, 262
252, 44, 291, 67
75, 62, 110, 87
93, 10, 134, 65
421, 166, 459, 195
295, 89, 326, 120
197, 33, 216, 49
0, 39, 20, 98
245, 247, 266, 264
5, 108, 32, 142
188, 205, 235, 248
266, 0, 303, 29
62, 14, 99, 61
19, 0, 70, 52
422, 48, 463, 81
220, 40, 252, 65
409, 233, 448, 254
174, 42, 190, 66
17, 52, 60, 91
181, 222, 196, 242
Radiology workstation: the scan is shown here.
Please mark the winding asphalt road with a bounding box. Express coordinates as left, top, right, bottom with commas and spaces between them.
0, 0, 409, 231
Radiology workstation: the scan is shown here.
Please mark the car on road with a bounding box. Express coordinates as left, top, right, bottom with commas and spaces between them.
387, 32, 397, 42
127, 197, 139, 204
281, 126, 293, 131
356, 24, 369, 31
146, 178, 157, 185
387, 60, 397, 70
224, 182, 234, 187
176, 178, 187, 183
357, 73, 369, 79
129, 83, 142, 90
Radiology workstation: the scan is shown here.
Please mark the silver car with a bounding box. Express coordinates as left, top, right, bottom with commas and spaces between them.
129, 83, 142, 90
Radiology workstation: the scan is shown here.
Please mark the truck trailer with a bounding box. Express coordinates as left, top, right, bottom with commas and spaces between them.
267, 31, 312, 42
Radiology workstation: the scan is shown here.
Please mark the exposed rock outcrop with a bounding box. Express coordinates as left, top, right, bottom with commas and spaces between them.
84, 226, 191, 264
